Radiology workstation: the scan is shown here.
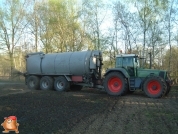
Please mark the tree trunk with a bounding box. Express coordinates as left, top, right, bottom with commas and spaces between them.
9, 52, 14, 80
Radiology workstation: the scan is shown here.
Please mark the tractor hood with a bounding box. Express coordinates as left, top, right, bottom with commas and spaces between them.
137, 68, 167, 79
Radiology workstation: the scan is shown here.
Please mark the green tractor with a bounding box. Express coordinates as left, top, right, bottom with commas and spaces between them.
103, 54, 173, 98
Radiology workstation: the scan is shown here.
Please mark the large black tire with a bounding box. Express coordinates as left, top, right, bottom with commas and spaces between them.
27, 75, 40, 90
104, 72, 128, 96
70, 85, 83, 91
54, 76, 70, 91
40, 76, 54, 90
165, 84, 171, 96
143, 76, 167, 98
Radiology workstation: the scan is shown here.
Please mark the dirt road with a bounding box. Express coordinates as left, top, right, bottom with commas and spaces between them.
0, 83, 178, 134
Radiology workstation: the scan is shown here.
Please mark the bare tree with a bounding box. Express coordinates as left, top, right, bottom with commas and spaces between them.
112, 1, 138, 54
80, 0, 107, 51
26, 0, 43, 52
0, 0, 27, 78
166, 0, 175, 70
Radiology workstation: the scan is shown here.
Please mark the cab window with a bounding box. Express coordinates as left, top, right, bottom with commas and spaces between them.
123, 57, 133, 67
116, 57, 122, 67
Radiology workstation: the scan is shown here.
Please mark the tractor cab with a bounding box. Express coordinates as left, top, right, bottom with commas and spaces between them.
116, 54, 139, 76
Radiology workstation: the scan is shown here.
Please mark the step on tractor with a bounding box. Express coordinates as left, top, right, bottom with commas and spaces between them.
25, 50, 173, 98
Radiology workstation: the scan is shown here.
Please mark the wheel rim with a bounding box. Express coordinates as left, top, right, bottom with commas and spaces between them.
29, 80, 35, 87
42, 80, 48, 89
147, 80, 161, 95
57, 81, 64, 89
108, 77, 122, 93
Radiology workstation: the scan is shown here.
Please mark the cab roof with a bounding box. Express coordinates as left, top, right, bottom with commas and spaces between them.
116, 54, 137, 57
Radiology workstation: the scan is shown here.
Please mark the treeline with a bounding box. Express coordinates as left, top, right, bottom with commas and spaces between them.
0, 0, 178, 79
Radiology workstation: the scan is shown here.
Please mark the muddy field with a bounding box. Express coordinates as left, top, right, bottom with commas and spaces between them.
0, 82, 178, 134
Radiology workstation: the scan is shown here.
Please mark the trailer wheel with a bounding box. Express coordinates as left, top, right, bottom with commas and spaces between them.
27, 75, 40, 90
104, 72, 127, 96
143, 76, 167, 98
54, 76, 69, 91
70, 85, 83, 91
40, 76, 54, 90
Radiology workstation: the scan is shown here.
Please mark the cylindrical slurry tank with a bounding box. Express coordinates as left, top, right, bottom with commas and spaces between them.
26, 50, 102, 76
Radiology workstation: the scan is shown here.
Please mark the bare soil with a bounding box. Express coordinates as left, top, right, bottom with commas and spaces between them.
0, 83, 178, 134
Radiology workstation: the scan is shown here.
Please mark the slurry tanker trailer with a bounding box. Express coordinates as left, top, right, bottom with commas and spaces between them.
25, 50, 172, 98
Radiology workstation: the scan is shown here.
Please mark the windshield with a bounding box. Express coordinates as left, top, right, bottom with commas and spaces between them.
116, 56, 139, 68
116, 57, 133, 67
123, 57, 133, 66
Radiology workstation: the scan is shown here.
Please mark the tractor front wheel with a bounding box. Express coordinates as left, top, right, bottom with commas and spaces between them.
104, 72, 127, 96
143, 76, 167, 98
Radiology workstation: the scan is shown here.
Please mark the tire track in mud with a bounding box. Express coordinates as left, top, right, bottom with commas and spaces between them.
139, 98, 178, 134
68, 97, 119, 134
115, 97, 153, 134
107, 99, 126, 134
112, 99, 134, 134
69, 96, 146, 134
127, 98, 149, 134
68, 89, 178, 134
166, 90, 178, 132
97, 96, 151, 134
154, 102, 173, 134
162, 94, 178, 133
95, 97, 119, 133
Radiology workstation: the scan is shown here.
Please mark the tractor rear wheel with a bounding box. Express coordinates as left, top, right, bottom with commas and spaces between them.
40, 76, 54, 90
104, 72, 128, 96
54, 76, 70, 91
143, 76, 167, 98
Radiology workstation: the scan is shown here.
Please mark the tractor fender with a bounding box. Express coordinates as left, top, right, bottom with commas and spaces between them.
104, 68, 130, 78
